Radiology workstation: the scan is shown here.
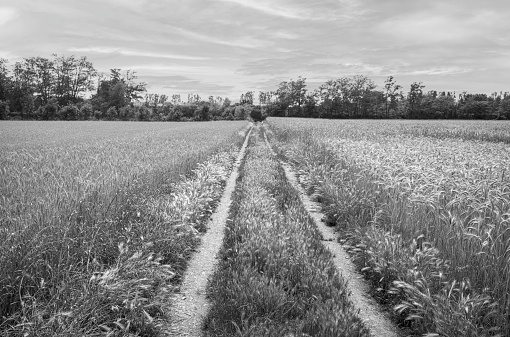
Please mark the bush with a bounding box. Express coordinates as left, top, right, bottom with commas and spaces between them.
234, 105, 246, 120
105, 106, 118, 120
0, 100, 9, 120
78, 103, 93, 120
250, 106, 265, 122
93, 110, 102, 120
58, 105, 79, 120
36, 100, 60, 120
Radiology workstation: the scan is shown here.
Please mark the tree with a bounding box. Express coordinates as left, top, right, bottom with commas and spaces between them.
250, 106, 264, 121
35, 99, 59, 120
432, 95, 455, 118
78, 103, 93, 120
234, 105, 246, 119
108, 81, 128, 109
91, 69, 146, 113
0, 59, 11, 102
240, 91, 254, 105
194, 104, 210, 121
407, 82, 425, 118
458, 94, 490, 119
12, 57, 54, 106
498, 93, 510, 119
53, 55, 97, 105
105, 106, 118, 120
171, 94, 181, 105
0, 100, 9, 120
347, 75, 376, 116
315, 78, 349, 118
383, 76, 402, 117
187, 93, 201, 104
58, 104, 79, 120
289, 76, 307, 107
123, 70, 146, 102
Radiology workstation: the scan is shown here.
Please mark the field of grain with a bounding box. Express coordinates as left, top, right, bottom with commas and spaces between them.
267, 118, 510, 336
0, 120, 248, 336
4, 118, 510, 337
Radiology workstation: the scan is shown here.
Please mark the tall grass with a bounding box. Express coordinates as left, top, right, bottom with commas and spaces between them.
0, 121, 248, 335
267, 117, 509, 336
205, 126, 370, 336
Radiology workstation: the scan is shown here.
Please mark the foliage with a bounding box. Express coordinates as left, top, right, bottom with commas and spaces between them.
78, 103, 93, 120
249, 106, 265, 122
240, 91, 254, 105
58, 104, 79, 120
90, 69, 146, 114
261, 76, 510, 120
0, 54, 254, 121
0, 100, 8, 120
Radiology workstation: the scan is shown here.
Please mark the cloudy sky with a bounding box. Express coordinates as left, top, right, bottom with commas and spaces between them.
1, 0, 509, 100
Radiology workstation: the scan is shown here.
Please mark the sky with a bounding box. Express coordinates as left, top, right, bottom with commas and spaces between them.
1, 0, 509, 100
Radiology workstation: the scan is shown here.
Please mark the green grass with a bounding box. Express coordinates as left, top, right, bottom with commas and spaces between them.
205, 125, 370, 337
266, 117, 509, 336
0, 120, 248, 336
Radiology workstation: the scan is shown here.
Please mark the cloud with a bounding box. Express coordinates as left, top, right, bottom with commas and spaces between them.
406, 68, 473, 76
0, 7, 17, 27
1, 0, 509, 97
215, 0, 308, 20
140, 75, 235, 95
68, 47, 210, 60
174, 27, 270, 49
96, 0, 149, 11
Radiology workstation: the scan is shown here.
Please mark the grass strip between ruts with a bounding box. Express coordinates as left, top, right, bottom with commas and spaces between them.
205, 126, 370, 337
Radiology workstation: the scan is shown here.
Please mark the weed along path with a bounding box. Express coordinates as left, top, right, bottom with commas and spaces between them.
262, 126, 401, 337
167, 125, 253, 337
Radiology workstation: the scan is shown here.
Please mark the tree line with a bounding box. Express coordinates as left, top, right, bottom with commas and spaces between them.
1, 55, 509, 121
259, 76, 510, 120
0, 55, 255, 121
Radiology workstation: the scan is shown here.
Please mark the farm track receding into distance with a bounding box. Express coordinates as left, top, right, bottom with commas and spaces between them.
165, 124, 253, 336
7, 119, 508, 336
170, 122, 400, 336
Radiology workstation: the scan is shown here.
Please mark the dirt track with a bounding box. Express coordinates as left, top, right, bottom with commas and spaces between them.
166, 123, 400, 336
165, 125, 252, 337
262, 127, 401, 337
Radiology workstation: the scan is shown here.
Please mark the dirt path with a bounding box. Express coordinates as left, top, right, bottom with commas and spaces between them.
262, 128, 401, 337
166, 125, 253, 337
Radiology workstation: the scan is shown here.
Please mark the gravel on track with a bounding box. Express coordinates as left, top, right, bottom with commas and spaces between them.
165, 125, 253, 337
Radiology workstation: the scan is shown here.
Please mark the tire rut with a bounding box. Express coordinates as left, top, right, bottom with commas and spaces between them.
262, 127, 401, 337
165, 125, 253, 337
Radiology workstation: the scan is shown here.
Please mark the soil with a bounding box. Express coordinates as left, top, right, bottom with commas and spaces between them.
262, 128, 402, 337
164, 125, 253, 337
162, 123, 400, 337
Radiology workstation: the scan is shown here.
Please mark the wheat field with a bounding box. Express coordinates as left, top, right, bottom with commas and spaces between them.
267, 118, 510, 336
0, 120, 248, 335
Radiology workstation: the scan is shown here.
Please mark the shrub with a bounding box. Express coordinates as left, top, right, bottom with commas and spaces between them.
78, 103, 93, 120
250, 106, 265, 122
105, 106, 118, 120
0, 100, 9, 120
58, 105, 79, 120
